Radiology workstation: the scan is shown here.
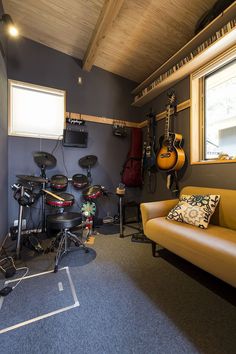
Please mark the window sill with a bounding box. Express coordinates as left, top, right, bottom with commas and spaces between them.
8, 132, 63, 140
191, 159, 236, 165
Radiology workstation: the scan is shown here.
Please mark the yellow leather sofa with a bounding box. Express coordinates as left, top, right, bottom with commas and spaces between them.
140, 186, 236, 287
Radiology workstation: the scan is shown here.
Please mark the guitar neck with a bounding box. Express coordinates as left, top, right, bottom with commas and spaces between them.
164, 105, 171, 139
147, 120, 150, 144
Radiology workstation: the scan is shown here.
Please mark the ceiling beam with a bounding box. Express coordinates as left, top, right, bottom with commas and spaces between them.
82, 0, 125, 71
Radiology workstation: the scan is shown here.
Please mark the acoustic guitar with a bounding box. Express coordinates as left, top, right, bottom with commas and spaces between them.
156, 93, 185, 172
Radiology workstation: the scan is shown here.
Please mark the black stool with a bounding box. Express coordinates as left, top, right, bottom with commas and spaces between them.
122, 201, 141, 224
47, 212, 88, 272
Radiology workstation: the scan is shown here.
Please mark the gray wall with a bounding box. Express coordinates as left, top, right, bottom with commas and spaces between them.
8, 125, 139, 227
7, 37, 142, 122
141, 77, 236, 202
7, 38, 143, 227
0, 1, 8, 245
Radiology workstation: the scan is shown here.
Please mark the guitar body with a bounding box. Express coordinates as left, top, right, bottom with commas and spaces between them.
144, 145, 156, 170
157, 133, 185, 172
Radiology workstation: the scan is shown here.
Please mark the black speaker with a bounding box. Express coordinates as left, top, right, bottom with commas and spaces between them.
63, 129, 88, 148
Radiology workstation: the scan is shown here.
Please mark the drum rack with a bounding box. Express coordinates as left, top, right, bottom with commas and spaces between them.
11, 153, 107, 258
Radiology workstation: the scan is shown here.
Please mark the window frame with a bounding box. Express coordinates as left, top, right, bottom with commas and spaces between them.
8, 80, 66, 140
190, 45, 236, 165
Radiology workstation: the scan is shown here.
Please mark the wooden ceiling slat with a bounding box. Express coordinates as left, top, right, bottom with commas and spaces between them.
94, 0, 217, 82
82, 0, 125, 71
3, 0, 104, 58
3, 0, 217, 83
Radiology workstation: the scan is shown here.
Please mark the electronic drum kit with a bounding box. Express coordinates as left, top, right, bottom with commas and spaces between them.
12, 152, 106, 258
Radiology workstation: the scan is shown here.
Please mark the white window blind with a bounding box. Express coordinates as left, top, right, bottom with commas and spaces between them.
9, 80, 65, 139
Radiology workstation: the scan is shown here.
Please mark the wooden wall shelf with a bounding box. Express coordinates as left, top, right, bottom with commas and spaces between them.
132, 2, 236, 107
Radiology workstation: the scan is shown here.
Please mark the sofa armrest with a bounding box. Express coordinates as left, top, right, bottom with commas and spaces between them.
140, 199, 178, 234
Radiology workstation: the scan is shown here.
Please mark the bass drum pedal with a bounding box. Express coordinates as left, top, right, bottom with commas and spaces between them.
23, 235, 44, 253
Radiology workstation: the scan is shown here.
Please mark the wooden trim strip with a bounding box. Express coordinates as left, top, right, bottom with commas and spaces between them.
137, 99, 191, 128
191, 159, 236, 165
66, 112, 140, 128
66, 99, 190, 129
138, 120, 147, 128
156, 98, 191, 121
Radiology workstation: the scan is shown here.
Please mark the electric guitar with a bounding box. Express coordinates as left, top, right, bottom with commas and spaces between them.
143, 110, 156, 171
156, 93, 185, 172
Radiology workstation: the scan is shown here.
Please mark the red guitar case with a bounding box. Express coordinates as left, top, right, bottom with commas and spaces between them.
121, 128, 142, 187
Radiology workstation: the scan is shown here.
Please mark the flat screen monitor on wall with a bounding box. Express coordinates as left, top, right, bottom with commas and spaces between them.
63, 129, 88, 148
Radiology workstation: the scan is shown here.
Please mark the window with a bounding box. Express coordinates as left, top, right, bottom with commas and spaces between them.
205, 60, 236, 159
8, 80, 65, 139
190, 46, 236, 164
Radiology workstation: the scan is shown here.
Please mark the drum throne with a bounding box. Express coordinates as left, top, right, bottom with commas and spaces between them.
47, 212, 88, 273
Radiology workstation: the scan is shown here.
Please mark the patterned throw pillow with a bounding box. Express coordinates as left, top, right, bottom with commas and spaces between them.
166, 194, 220, 229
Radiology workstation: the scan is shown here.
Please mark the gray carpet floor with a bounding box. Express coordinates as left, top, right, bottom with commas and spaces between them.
0, 228, 236, 354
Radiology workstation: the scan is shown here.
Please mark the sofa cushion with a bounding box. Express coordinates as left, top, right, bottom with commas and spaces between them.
145, 217, 236, 287
167, 194, 220, 229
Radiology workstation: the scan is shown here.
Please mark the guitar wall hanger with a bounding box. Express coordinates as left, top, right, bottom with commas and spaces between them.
112, 120, 127, 138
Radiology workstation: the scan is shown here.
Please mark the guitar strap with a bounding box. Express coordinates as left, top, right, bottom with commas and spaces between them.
151, 113, 157, 155
141, 142, 146, 185
172, 103, 180, 196
148, 114, 157, 193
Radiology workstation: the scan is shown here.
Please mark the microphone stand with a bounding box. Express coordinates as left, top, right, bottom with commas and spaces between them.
40, 165, 47, 233
16, 185, 25, 259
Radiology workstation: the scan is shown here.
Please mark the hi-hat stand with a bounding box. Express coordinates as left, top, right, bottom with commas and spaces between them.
40, 165, 47, 232
16, 185, 24, 259
12, 178, 46, 259
79, 155, 97, 185
33, 151, 57, 232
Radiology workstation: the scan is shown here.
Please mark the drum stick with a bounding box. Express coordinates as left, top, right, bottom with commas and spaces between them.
42, 189, 65, 201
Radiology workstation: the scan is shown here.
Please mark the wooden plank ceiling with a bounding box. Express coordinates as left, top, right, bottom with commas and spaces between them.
3, 0, 216, 83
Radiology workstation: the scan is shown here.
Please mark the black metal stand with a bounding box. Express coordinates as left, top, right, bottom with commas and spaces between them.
118, 194, 124, 237
16, 185, 24, 259
131, 231, 151, 244
40, 166, 47, 233
117, 193, 150, 242
54, 229, 88, 272
15, 185, 43, 259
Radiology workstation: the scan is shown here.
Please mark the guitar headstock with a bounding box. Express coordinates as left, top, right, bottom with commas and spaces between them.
146, 108, 155, 119
167, 91, 176, 107
145, 108, 156, 132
